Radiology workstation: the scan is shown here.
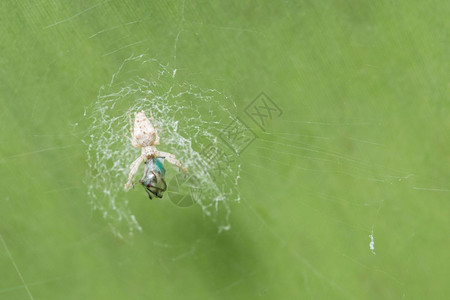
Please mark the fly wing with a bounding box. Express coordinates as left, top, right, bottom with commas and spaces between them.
143, 186, 154, 200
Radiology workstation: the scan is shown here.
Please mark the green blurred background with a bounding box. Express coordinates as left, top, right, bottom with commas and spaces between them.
1, 1, 449, 299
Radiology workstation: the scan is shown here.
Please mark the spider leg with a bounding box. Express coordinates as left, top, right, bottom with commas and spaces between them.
124, 111, 136, 143
154, 128, 160, 145
128, 111, 133, 134
123, 133, 132, 143
149, 108, 155, 120
155, 151, 187, 173
148, 109, 160, 145
124, 156, 144, 190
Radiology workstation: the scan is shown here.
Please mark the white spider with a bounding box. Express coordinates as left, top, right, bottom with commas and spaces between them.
124, 110, 186, 191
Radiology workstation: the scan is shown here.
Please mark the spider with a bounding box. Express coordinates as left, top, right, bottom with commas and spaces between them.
124, 110, 186, 195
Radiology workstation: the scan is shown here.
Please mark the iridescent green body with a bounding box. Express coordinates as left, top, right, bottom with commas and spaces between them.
139, 158, 167, 199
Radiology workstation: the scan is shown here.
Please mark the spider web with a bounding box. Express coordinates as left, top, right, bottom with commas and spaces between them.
83, 54, 240, 238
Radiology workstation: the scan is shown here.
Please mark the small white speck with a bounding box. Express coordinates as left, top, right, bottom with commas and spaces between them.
369, 228, 376, 255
